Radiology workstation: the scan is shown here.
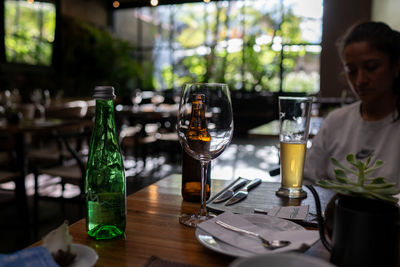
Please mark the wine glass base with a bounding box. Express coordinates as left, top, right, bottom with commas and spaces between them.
179, 213, 216, 228
276, 187, 307, 199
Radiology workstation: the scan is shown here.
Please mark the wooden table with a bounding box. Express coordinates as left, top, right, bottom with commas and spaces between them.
33, 174, 332, 266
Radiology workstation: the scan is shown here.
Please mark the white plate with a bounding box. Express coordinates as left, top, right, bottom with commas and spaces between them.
195, 214, 304, 258
229, 252, 336, 267
70, 244, 98, 267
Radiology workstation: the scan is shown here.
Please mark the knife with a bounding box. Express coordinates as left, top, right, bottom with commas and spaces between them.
224, 178, 262, 206
212, 178, 248, 204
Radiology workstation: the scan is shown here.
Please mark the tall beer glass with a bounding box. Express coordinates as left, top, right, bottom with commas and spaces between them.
276, 96, 312, 198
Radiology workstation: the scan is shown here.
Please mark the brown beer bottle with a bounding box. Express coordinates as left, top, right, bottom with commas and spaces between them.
182, 94, 211, 202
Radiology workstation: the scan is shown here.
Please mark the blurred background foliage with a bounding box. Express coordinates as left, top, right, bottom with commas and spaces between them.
150, 1, 321, 94
2, 0, 321, 98
58, 16, 153, 98
5, 0, 55, 66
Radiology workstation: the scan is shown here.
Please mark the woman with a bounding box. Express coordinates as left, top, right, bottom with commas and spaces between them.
304, 21, 400, 188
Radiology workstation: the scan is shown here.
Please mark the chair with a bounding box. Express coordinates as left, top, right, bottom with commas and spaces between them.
28, 100, 89, 168
119, 124, 158, 168
45, 100, 88, 119
0, 133, 19, 200
0, 171, 20, 205
0, 133, 30, 233
33, 129, 91, 227
154, 132, 181, 163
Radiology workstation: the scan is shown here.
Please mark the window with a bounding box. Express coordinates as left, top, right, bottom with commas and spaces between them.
4, 0, 56, 66
113, 0, 323, 93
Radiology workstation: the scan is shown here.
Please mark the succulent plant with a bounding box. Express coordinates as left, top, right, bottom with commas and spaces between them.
316, 154, 400, 204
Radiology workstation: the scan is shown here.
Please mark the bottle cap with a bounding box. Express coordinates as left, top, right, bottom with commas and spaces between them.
94, 86, 116, 100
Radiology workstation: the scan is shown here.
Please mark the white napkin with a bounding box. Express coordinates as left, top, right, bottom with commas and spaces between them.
198, 212, 319, 255
255, 205, 309, 220
42, 221, 74, 255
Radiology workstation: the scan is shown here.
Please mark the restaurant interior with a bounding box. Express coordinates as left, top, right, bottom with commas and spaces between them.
0, 0, 398, 265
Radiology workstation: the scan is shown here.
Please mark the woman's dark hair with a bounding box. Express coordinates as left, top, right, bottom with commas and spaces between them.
337, 21, 400, 120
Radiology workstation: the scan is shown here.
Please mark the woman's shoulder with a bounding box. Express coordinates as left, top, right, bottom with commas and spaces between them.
319, 101, 361, 130
325, 101, 360, 120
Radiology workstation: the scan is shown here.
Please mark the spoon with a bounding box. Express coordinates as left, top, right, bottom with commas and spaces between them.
215, 220, 291, 250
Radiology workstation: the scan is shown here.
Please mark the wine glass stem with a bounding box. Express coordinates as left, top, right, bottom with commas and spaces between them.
199, 160, 210, 217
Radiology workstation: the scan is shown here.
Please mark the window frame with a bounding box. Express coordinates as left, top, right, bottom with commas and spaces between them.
0, 0, 59, 70
113, 0, 322, 93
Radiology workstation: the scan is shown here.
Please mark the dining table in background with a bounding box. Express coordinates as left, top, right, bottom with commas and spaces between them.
248, 116, 324, 139
115, 103, 178, 129
31, 174, 332, 266
115, 103, 179, 164
0, 118, 93, 219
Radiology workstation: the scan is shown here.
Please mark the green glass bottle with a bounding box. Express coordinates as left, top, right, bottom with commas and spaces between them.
85, 86, 126, 240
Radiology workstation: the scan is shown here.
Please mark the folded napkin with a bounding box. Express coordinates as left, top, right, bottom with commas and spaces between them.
197, 211, 319, 255
42, 221, 74, 255
255, 205, 309, 220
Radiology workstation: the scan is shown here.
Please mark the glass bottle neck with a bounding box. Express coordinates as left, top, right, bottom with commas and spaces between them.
187, 99, 210, 142
93, 99, 116, 130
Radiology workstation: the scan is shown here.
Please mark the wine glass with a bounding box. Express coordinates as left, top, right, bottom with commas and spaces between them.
131, 89, 142, 111
30, 88, 45, 121
177, 83, 234, 227
151, 92, 165, 110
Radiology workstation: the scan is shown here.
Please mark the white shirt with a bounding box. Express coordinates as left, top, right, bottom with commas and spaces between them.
304, 101, 400, 188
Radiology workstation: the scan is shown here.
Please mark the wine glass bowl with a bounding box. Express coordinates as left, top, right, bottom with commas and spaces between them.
131, 89, 142, 111
30, 88, 46, 121
177, 83, 233, 227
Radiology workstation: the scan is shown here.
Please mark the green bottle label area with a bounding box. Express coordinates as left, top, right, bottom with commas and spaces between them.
87, 192, 126, 240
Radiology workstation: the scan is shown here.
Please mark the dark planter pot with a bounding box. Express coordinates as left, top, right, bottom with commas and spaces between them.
331, 196, 399, 267
307, 185, 400, 267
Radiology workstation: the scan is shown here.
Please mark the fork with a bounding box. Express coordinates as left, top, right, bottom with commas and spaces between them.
215, 220, 291, 250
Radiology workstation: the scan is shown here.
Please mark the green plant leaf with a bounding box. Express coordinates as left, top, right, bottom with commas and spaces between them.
345, 154, 365, 171
364, 191, 399, 204
346, 153, 355, 163
373, 159, 384, 168
365, 157, 371, 167
370, 187, 400, 195
364, 183, 395, 189
330, 157, 357, 175
346, 184, 366, 193
367, 177, 386, 184
316, 180, 347, 190
317, 180, 357, 192
351, 158, 364, 170
364, 160, 384, 175
331, 157, 346, 169
316, 180, 335, 187
319, 154, 397, 204
334, 169, 351, 183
